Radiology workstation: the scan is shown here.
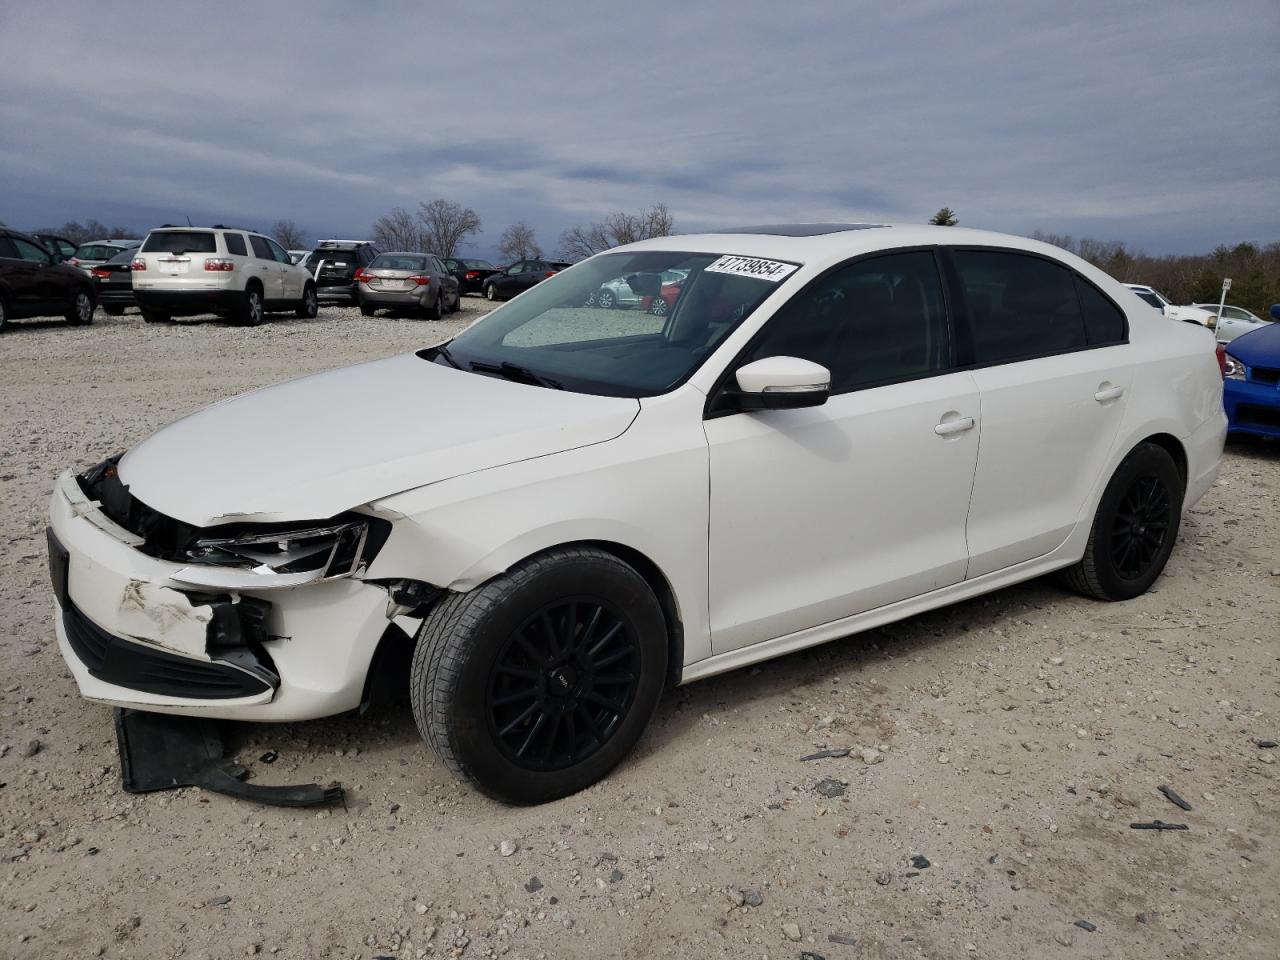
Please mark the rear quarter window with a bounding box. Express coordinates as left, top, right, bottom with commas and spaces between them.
142, 231, 217, 254
1075, 278, 1127, 345
224, 233, 247, 256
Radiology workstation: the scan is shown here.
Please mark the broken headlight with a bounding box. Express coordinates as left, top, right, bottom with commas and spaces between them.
172, 520, 370, 589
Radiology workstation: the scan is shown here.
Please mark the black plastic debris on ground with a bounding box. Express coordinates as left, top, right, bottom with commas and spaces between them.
1130, 820, 1189, 831
1158, 784, 1192, 811
800, 748, 850, 761
259, 750, 279, 764
115, 708, 342, 808
1257, 739, 1278, 749
909, 854, 931, 869
1074, 919, 1098, 932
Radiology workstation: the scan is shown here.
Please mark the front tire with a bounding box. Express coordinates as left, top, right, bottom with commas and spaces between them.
410, 547, 667, 804
1060, 442, 1184, 601
103, 305, 126, 317
597, 289, 616, 309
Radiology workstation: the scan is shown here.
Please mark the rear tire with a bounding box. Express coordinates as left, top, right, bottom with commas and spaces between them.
423, 293, 442, 321
141, 309, 171, 324
360, 304, 377, 317
484, 283, 498, 302
0, 294, 9, 333
410, 547, 667, 804
238, 285, 264, 326
295, 283, 318, 319
1060, 442, 1184, 601
103, 305, 126, 317
66, 288, 95, 325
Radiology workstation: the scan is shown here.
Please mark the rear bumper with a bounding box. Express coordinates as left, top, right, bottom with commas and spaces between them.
356, 286, 437, 308
134, 289, 241, 315
1224, 380, 1280, 439
94, 286, 135, 306
316, 281, 356, 301
48, 471, 394, 721
1184, 409, 1228, 508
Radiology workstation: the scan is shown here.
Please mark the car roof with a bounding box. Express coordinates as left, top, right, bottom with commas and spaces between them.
615, 223, 1090, 263
77, 239, 139, 248
317, 239, 372, 247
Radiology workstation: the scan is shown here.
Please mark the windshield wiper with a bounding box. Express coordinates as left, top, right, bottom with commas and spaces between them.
469, 360, 563, 390
432, 343, 463, 369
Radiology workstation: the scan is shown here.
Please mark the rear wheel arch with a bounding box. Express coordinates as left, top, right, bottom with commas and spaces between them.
1139, 432, 1188, 488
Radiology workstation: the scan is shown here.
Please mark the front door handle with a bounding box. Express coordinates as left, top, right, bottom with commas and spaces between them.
1094, 384, 1125, 402
934, 416, 976, 436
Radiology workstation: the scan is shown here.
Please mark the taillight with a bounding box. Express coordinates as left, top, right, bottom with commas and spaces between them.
464, 271, 479, 280
91, 268, 111, 279
204, 258, 235, 272
544, 270, 557, 278
408, 275, 431, 286
354, 267, 370, 283
131, 258, 146, 271
1215, 344, 1227, 378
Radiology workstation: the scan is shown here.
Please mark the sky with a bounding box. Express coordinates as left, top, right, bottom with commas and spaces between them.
1, 0, 1277, 259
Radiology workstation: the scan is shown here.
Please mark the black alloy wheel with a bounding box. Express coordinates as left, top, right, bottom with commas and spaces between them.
487, 599, 640, 772
1108, 474, 1171, 580
1060, 441, 1183, 601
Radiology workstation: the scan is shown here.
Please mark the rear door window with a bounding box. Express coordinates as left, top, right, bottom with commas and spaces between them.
142, 231, 217, 254
249, 236, 275, 260
952, 250, 1087, 364
265, 238, 292, 263
0, 236, 19, 258
224, 233, 247, 256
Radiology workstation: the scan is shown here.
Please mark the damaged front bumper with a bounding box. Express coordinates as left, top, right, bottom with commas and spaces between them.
49, 470, 396, 721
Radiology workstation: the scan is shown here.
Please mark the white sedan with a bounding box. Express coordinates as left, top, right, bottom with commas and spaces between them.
49, 224, 1225, 803
1191, 303, 1271, 342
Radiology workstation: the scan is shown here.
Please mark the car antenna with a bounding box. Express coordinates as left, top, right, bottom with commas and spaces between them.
186, 215, 193, 226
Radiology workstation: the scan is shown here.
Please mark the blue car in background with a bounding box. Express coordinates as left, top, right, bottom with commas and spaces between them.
1221, 307, 1280, 439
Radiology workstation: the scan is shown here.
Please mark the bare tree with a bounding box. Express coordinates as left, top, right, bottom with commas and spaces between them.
929, 207, 958, 226
36, 219, 137, 244
371, 206, 427, 251
497, 221, 542, 262
558, 203, 675, 260
270, 219, 306, 249
417, 199, 482, 257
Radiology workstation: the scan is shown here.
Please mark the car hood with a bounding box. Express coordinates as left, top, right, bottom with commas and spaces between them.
1227, 322, 1280, 368
119, 353, 640, 527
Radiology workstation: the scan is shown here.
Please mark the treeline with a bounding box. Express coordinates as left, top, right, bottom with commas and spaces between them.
1033, 233, 1279, 315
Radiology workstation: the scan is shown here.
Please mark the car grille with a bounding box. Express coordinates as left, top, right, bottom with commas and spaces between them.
1250, 366, 1279, 386
1237, 404, 1280, 429
63, 600, 276, 700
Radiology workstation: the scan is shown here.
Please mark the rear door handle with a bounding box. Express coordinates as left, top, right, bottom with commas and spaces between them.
1094, 385, 1125, 402
934, 416, 976, 436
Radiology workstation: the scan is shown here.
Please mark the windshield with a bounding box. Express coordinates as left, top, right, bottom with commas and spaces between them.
306, 248, 357, 267
1133, 291, 1162, 309
462, 259, 495, 269
429, 250, 798, 397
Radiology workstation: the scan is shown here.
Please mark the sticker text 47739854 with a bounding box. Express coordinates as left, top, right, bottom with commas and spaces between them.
704, 256, 800, 282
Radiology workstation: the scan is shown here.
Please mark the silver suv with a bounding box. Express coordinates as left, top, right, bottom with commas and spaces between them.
132, 225, 318, 326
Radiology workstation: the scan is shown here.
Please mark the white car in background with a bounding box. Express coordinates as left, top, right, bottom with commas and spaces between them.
1190, 303, 1271, 342
131, 225, 318, 326
49, 224, 1225, 803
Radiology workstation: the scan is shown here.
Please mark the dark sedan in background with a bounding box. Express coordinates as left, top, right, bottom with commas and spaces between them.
441, 256, 499, 295
0, 228, 96, 332
482, 258, 572, 301
89, 247, 137, 315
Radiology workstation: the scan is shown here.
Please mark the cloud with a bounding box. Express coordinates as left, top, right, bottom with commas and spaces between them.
1, 0, 1276, 255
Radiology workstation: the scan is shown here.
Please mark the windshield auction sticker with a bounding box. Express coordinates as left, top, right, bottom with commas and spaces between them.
705, 255, 800, 282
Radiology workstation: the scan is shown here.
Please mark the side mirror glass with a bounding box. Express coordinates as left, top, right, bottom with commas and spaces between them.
730, 356, 830, 410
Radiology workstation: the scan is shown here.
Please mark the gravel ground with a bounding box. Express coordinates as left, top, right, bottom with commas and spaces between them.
1, 301, 1277, 959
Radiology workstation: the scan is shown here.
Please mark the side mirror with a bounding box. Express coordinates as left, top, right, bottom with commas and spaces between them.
730, 356, 830, 410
